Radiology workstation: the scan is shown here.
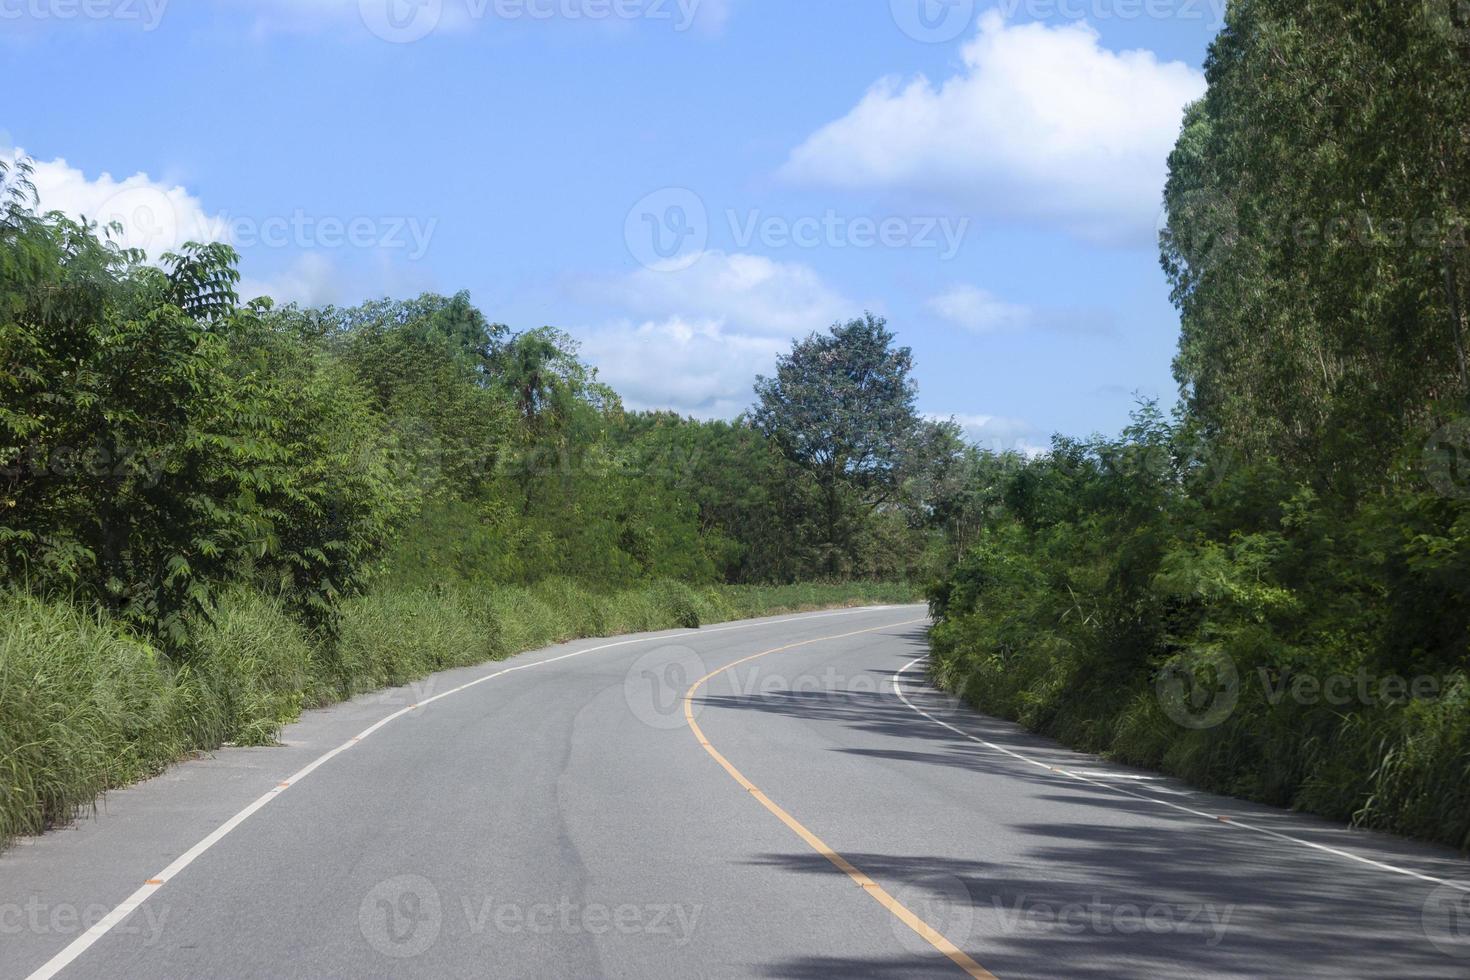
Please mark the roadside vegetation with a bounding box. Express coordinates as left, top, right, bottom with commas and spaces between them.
926, 1, 1470, 850
0, 579, 914, 846
0, 160, 936, 846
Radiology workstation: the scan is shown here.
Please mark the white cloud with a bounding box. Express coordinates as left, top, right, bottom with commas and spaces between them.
11, 146, 433, 308
17, 149, 226, 260
781, 13, 1205, 245
604, 250, 851, 337
928, 284, 1031, 333
575, 251, 856, 417
581, 317, 786, 418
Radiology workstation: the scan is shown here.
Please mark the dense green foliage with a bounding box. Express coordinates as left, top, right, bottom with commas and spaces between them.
0, 158, 943, 845
753, 313, 942, 575
928, 1, 1470, 849
1, 161, 947, 620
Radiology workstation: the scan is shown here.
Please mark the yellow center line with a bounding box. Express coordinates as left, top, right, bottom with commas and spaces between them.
682, 618, 998, 980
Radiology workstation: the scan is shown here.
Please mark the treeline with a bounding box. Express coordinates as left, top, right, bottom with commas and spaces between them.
0, 160, 956, 845
927, 0, 1470, 849
0, 160, 958, 639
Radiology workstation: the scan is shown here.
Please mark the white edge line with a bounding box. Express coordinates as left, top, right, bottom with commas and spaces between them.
24, 603, 915, 980
892, 656, 1470, 895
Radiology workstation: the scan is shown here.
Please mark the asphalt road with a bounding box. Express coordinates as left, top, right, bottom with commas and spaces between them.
3, 605, 1469, 979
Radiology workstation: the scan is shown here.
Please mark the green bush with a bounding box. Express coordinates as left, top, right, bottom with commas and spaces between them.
927, 411, 1470, 850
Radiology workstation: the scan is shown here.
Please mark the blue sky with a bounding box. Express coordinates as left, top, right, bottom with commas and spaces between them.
3, 0, 1225, 452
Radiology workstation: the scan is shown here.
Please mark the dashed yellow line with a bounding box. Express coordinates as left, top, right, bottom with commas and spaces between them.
682, 619, 997, 980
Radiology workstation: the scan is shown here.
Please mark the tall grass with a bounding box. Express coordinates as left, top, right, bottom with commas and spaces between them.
930, 623, 1470, 851
0, 579, 918, 849
0, 592, 182, 844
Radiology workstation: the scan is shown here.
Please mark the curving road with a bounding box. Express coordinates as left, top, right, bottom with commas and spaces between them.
3, 605, 1468, 978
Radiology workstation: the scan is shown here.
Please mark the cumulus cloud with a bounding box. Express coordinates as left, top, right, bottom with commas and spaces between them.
581, 317, 787, 418
927, 284, 1031, 333
574, 251, 857, 418
781, 12, 1205, 245
603, 250, 851, 337
11, 146, 430, 308
17, 149, 226, 260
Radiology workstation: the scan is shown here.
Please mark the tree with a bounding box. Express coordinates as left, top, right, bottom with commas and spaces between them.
0, 187, 276, 643
225, 305, 418, 629
752, 314, 921, 574
1160, 0, 1470, 489
612, 412, 822, 583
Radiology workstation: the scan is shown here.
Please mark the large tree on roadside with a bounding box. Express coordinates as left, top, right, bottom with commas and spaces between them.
752, 314, 920, 575
1160, 0, 1470, 490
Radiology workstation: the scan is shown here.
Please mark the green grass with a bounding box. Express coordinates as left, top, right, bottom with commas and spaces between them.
0, 591, 183, 844
0, 579, 919, 850
929, 617, 1470, 851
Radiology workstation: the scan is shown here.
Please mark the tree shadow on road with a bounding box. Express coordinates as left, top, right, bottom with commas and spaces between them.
743, 838, 1465, 979
694, 634, 1469, 978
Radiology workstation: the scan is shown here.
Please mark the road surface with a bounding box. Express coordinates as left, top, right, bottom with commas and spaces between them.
3, 605, 1468, 978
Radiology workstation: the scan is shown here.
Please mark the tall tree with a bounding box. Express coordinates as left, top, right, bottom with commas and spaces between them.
1161, 0, 1470, 490
752, 314, 920, 574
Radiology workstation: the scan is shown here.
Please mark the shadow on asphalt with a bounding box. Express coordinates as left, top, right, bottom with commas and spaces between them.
743, 840, 1459, 978
757, 953, 964, 979
692, 630, 1468, 979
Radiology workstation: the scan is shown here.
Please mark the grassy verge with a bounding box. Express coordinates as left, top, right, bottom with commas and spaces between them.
928, 613, 1470, 852
0, 579, 918, 849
